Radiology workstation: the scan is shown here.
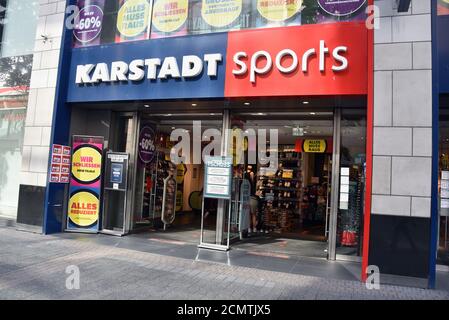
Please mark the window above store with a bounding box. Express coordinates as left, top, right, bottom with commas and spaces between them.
71, 0, 368, 48
0, 0, 39, 58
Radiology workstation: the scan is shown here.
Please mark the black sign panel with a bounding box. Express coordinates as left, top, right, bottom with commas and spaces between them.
104, 152, 129, 192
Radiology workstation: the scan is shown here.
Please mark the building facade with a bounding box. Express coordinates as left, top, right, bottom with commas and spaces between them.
1, 0, 447, 289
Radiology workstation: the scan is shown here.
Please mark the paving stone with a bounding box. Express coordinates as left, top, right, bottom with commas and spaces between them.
0, 227, 448, 300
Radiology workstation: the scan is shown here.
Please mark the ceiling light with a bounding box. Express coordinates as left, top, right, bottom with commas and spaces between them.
244, 102, 251, 105
144, 104, 150, 108
166, 113, 172, 116
192, 103, 197, 107
310, 112, 316, 115
302, 101, 309, 105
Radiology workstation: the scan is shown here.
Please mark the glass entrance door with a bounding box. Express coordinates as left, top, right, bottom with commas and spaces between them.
328, 108, 367, 261
101, 112, 137, 235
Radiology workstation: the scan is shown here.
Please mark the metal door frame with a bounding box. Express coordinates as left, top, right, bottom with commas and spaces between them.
328, 108, 341, 260
100, 111, 138, 236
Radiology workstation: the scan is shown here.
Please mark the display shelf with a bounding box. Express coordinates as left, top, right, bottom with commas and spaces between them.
256, 144, 303, 233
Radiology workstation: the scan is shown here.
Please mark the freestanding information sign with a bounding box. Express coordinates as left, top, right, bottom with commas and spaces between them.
200, 156, 233, 251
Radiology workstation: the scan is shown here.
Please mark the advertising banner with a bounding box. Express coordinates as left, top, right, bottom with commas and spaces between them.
201, 0, 242, 28
439, 0, 449, 16
138, 125, 156, 164
317, 0, 366, 17
438, 2, 449, 93
68, 22, 368, 101
73, 0, 105, 47
151, 0, 189, 38
67, 136, 104, 232
116, 0, 153, 43
257, 0, 302, 22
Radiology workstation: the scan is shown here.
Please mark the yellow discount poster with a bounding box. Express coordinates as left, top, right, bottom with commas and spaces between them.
116, 0, 152, 41
152, 0, 189, 33
201, 0, 242, 28
303, 139, 327, 153
71, 145, 102, 184
257, 0, 303, 22
68, 190, 100, 227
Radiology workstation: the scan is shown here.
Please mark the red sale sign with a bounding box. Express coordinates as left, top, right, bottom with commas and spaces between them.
224, 22, 368, 97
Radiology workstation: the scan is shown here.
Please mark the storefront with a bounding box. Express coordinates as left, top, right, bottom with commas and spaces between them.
3, 0, 405, 290
45, 0, 371, 262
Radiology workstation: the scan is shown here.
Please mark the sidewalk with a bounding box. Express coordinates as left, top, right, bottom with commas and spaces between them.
0, 226, 448, 300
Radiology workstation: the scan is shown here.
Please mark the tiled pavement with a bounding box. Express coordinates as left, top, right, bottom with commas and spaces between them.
0, 227, 448, 300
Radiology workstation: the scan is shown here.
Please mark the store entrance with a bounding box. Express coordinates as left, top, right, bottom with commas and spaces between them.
131, 112, 224, 245
229, 112, 334, 258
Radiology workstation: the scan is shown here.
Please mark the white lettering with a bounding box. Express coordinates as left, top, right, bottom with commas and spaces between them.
232, 52, 248, 76
145, 58, 161, 80
301, 48, 316, 73
182, 55, 203, 78
110, 61, 129, 81
75, 64, 94, 84
91, 63, 110, 83
129, 59, 145, 81
158, 57, 181, 79
332, 46, 348, 71
204, 53, 222, 77
275, 49, 298, 74
250, 50, 272, 83
319, 40, 330, 72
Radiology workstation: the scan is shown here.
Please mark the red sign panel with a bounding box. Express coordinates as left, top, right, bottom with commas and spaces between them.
225, 22, 368, 97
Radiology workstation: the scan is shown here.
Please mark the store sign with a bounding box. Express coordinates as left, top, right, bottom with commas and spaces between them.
225, 23, 367, 97
75, 53, 222, 84
67, 136, 104, 232
318, 0, 366, 17
204, 156, 232, 199
67, 22, 367, 102
49, 144, 71, 183
138, 126, 156, 164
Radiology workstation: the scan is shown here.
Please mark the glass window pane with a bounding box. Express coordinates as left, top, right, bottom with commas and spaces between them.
1, 0, 39, 57
336, 109, 366, 257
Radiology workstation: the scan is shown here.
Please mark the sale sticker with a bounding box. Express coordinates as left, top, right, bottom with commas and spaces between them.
68, 190, 100, 227
73, 3, 104, 45
201, 0, 242, 28
257, 0, 303, 22
152, 0, 188, 33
